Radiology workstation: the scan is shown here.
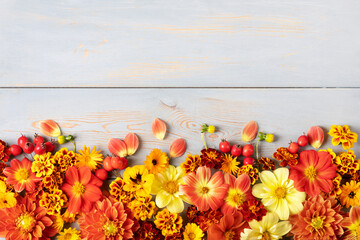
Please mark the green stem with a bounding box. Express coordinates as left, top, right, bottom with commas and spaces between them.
256, 139, 261, 160
71, 140, 76, 152
201, 132, 208, 150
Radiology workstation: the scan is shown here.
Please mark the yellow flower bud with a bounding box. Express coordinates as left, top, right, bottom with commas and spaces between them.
265, 134, 274, 143
207, 125, 215, 133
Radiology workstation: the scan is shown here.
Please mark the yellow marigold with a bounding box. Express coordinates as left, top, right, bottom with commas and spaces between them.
220, 154, 239, 175
144, 148, 169, 174
325, 174, 342, 198
329, 125, 358, 150
57, 227, 81, 240
42, 169, 64, 190
154, 209, 183, 237
31, 152, 55, 177
39, 188, 67, 215
76, 145, 103, 171
237, 165, 259, 185
0, 180, 16, 208
258, 157, 275, 171
181, 154, 201, 175
334, 150, 360, 175
123, 165, 154, 198
183, 223, 204, 240
339, 180, 360, 208
128, 195, 157, 221
109, 177, 134, 203
54, 148, 77, 172
319, 148, 337, 161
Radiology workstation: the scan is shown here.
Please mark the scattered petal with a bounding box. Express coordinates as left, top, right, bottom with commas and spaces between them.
124, 133, 139, 156
152, 118, 167, 140
242, 121, 258, 142
170, 138, 187, 158
307, 126, 324, 149
108, 138, 127, 157
39, 120, 61, 137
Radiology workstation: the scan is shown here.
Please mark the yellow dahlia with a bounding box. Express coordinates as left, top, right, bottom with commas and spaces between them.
183, 223, 204, 240
57, 227, 81, 240
123, 165, 154, 197
339, 180, 360, 208
76, 145, 103, 171
144, 148, 169, 174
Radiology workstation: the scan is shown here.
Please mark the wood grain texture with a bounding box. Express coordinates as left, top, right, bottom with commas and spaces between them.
0, 88, 359, 169
1, 0, 360, 87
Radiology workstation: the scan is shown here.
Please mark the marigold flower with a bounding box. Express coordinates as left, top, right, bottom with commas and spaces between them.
339, 180, 360, 208
0, 197, 57, 240
329, 125, 358, 150
186, 205, 223, 232
0, 180, 16, 209
123, 165, 154, 197
76, 145, 103, 171
181, 153, 202, 175
237, 165, 259, 185
258, 157, 275, 170
183, 223, 204, 240
144, 148, 169, 174
31, 152, 55, 177
207, 212, 248, 240
127, 195, 157, 221
154, 209, 183, 237
325, 173, 342, 198
39, 189, 67, 215
3, 158, 42, 192
151, 165, 189, 213
133, 221, 162, 240
78, 198, 139, 240
342, 206, 360, 239
273, 147, 299, 167
180, 166, 229, 211
240, 198, 267, 222
200, 148, 224, 169
109, 177, 134, 203
0, 140, 11, 162
221, 173, 253, 215
252, 168, 305, 220
57, 227, 81, 240
220, 154, 240, 175
242, 212, 291, 240
334, 150, 360, 175
61, 166, 102, 214
54, 148, 78, 173
289, 195, 346, 239
289, 150, 337, 197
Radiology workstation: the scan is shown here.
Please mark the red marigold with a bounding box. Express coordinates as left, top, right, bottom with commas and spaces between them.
207, 212, 248, 240
258, 157, 275, 171
290, 195, 345, 240
240, 198, 267, 222
0, 162, 6, 177
0, 140, 11, 163
78, 198, 139, 240
273, 147, 298, 167
133, 221, 162, 240
0, 197, 57, 240
186, 206, 223, 232
200, 148, 224, 169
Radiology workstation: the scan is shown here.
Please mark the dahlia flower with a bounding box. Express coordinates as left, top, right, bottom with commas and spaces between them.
207, 212, 247, 240
342, 206, 360, 239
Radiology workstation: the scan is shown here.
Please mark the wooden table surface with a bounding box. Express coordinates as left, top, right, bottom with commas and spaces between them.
1, 1, 359, 239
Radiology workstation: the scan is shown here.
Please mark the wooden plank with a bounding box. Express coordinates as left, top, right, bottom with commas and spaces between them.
0, 88, 359, 169
1, 1, 360, 87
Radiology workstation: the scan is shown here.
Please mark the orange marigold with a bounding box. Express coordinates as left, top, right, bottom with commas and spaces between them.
0, 140, 11, 162
237, 165, 259, 185
240, 198, 267, 222
200, 148, 223, 169
334, 150, 360, 175
109, 177, 134, 204
186, 206, 223, 232
181, 154, 201, 174
273, 147, 299, 167
258, 157, 275, 170
53, 148, 78, 173
154, 209, 183, 237
329, 125, 358, 150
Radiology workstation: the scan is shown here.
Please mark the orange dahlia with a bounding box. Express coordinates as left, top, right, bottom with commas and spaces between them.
78, 198, 139, 240
289, 195, 345, 240
0, 197, 57, 239
289, 150, 337, 197
3, 158, 42, 192
179, 166, 229, 211
207, 212, 248, 240
61, 166, 102, 214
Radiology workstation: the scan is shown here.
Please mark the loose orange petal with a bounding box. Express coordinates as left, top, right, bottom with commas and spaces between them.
39, 120, 61, 137
169, 138, 186, 158
124, 133, 139, 156
307, 126, 324, 149
242, 121, 258, 142
152, 118, 167, 140
108, 138, 127, 157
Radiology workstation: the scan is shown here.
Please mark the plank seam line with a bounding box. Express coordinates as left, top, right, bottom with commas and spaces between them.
1, 87, 360, 89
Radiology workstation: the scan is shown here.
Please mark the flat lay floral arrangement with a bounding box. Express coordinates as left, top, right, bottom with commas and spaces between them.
0, 120, 359, 240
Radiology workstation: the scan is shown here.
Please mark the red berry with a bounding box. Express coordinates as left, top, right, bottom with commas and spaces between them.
111, 156, 122, 169
118, 157, 128, 170
23, 142, 34, 154
10, 145, 22, 156
297, 135, 309, 147
34, 133, 45, 145
230, 145, 242, 157
18, 135, 28, 148
243, 157, 254, 165
34, 143, 47, 155
242, 144, 254, 157
95, 169, 108, 181
288, 142, 299, 154
103, 156, 114, 172
219, 139, 231, 153
45, 141, 55, 152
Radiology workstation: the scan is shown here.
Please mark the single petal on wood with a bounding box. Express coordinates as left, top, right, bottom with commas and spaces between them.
124, 133, 139, 156
307, 126, 324, 149
108, 138, 127, 157
152, 118, 167, 140
242, 121, 258, 142
39, 120, 61, 137
170, 138, 186, 158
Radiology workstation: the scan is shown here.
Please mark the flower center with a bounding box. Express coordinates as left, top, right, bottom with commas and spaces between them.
131, 173, 143, 184
188, 232, 196, 240
152, 159, 157, 165
261, 232, 271, 240
63, 233, 73, 240
224, 230, 235, 239
15, 168, 29, 182
201, 187, 209, 194
84, 155, 91, 163
311, 216, 325, 230
72, 182, 85, 196
305, 166, 317, 179
103, 221, 118, 236
229, 192, 244, 206
16, 213, 35, 232
349, 191, 356, 198
274, 187, 286, 198
164, 180, 179, 194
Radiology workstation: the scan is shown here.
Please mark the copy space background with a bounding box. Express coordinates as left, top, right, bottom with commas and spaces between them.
1, 1, 359, 239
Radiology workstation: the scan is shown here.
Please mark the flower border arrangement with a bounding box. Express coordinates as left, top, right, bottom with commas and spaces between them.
0, 119, 359, 240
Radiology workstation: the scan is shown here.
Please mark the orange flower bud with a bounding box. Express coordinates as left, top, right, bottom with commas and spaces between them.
242, 121, 258, 142
108, 138, 127, 157
152, 118, 167, 140
39, 120, 61, 137
170, 138, 186, 158
307, 126, 324, 149
124, 133, 139, 156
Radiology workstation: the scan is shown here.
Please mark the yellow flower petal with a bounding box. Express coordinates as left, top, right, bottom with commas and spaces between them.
156, 190, 172, 208
167, 196, 184, 213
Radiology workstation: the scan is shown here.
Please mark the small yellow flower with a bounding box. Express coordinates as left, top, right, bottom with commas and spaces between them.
127, 195, 157, 221
265, 133, 274, 143
144, 148, 169, 174
339, 180, 360, 208
183, 223, 204, 240
31, 152, 55, 177
123, 165, 154, 198
154, 209, 183, 237
76, 145, 103, 171
57, 227, 81, 240
220, 154, 239, 175
207, 125, 215, 133
329, 125, 358, 150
